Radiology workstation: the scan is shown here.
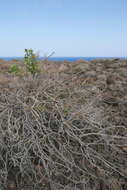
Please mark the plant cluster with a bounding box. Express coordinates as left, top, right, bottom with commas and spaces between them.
9, 49, 40, 77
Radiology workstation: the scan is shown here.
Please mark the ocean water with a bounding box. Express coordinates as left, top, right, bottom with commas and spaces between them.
0, 57, 127, 62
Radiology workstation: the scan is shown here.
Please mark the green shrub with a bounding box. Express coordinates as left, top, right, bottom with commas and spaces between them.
24, 49, 39, 77
9, 64, 20, 75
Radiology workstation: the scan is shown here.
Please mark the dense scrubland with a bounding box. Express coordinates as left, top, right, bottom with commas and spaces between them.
0, 56, 127, 190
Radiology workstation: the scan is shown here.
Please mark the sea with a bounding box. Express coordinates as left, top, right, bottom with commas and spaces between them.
0, 57, 127, 62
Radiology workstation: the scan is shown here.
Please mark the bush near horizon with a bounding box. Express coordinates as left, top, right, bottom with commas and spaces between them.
24, 49, 40, 77
9, 64, 20, 75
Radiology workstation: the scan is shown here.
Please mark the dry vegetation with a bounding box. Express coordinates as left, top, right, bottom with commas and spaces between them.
0, 58, 127, 190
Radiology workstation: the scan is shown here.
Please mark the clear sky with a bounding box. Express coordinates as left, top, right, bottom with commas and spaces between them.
0, 0, 127, 57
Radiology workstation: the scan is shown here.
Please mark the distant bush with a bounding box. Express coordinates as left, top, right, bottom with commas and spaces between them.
9, 64, 20, 75
24, 49, 40, 77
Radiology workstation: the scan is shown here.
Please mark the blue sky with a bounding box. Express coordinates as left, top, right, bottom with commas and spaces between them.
0, 0, 127, 57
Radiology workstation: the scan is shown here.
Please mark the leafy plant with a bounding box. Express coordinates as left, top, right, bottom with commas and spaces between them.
24, 49, 39, 77
9, 64, 20, 75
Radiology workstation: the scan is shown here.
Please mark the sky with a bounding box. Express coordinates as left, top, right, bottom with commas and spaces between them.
0, 0, 127, 57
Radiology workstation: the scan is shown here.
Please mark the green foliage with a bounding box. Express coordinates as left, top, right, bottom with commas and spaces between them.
9, 64, 20, 75
24, 49, 39, 77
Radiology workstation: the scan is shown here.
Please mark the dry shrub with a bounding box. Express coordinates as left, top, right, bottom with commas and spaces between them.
0, 59, 127, 190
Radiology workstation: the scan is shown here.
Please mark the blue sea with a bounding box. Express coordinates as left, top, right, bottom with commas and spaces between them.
0, 57, 127, 62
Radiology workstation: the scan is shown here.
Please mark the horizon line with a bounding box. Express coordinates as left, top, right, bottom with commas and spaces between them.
0, 56, 127, 58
